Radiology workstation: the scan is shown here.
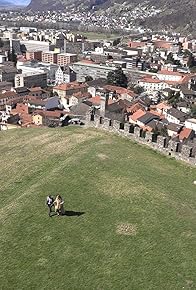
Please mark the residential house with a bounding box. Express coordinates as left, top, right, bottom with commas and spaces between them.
103, 85, 137, 102
180, 88, 196, 101
138, 76, 170, 92
164, 108, 187, 125
0, 65, 19, 85
87, 78, 108, 97
129, 109, 146, 124
32, 110, 66, 126
53, 82, 88, 108
14, 87, 30, 96
69, 102, 91, 119
0, 91, 18, 109
178, 128, 195, 142
177, 101, 191, 114
167, 123, 182, 137
55, 66, 76, 85
67, 92, 91, 107
28, 87, 49, 99
185, 118, 196, 132
87, 95, 114, 108
105, 99, 132, 122
11, 103, 32, 127
156, 102, 171, 115
136, 112, 160, 128
25, 98, 46, 110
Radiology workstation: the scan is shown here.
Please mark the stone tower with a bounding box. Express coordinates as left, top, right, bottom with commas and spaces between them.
100, 90, 109, 117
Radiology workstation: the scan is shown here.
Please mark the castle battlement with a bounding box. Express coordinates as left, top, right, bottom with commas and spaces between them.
85, 112, 196, 166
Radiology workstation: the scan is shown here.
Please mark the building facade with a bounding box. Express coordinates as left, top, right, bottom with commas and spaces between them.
57, 53, 77, 66
15, 72, 47, 88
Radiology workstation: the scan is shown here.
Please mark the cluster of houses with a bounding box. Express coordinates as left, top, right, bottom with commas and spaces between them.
0, 77, 196, 147
0, 29, 196, 150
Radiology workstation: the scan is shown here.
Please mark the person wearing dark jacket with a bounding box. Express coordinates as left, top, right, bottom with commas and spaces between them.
46, 195, 54, 217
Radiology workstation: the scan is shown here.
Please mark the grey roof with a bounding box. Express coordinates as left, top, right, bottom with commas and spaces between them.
146, 119, 164, 131
0, 65, 18, 74
177, 101, 190, 108
167, 122, 182, 132
45, 97, 60, 110
107, 99, 130, 113
181, 88, 196, 96
137, 112, 159, 125
166, 108, 186, 121
15, 87, 29, 93
70, 102, 91, 116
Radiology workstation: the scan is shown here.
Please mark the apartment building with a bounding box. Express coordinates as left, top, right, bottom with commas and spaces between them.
71, 61, 117, 82
0, 65, 19, 85
15, 72, 47, 88
42, 51, 58, 64
26, 51, 42, 61
57, 53, 77, 66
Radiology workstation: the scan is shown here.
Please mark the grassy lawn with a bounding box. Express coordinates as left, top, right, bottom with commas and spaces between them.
72, 31, 120, 40
0, 127, 196, 290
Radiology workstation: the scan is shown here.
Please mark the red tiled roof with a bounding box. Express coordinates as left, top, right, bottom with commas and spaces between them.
178, 128, 193, 141
129, 109, 146, 122
29, 87, 42, 92
103, 85, 137, 97
33, 110, 68, 118
139, 77, 161, 84
88, 95, 114, 106
127, 102, 144, 114
156, 102, 171, 110
53, 82, 88, 91
72, 92, 91, 99
158, 70, 184, 76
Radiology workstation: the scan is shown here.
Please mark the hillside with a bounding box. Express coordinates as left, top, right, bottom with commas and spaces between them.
26, 0, 196, 33
0, 127, 196, 289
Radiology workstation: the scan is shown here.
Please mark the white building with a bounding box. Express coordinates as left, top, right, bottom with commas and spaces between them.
185, 119, 196, 132
20, 40, 50, 52
17, 61, 58, 82
55, 66, 76, 85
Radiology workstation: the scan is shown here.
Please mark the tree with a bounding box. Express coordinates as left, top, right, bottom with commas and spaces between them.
7, 49, 17, 66
132, 85, 144, 94
85, 76, 93, 82
107, 68, 128, 88
113, 38, 121, 47
190, 105, 196, 117
0, 38, 3, 48
166, 52, 175, 64
187, 54, 196, 68
167, 91, 181, 106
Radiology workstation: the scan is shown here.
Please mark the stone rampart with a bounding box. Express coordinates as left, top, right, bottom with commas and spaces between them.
85, 113, 196, 166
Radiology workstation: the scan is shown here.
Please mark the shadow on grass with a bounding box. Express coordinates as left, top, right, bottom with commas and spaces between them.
63, 210, 85, 217
50, 211, 85, 217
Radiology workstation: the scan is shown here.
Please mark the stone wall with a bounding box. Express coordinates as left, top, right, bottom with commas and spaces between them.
85, 113, 196, 166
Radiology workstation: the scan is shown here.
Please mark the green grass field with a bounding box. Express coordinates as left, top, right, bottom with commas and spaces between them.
0, 127, 196, 290
73, 31, 120, 40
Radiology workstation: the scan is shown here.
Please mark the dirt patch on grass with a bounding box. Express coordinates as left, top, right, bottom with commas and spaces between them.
97, 154, 109, 160
116, 223, 138, 236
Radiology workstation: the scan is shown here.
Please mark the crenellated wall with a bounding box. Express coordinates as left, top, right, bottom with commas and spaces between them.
85, 113, 196, 166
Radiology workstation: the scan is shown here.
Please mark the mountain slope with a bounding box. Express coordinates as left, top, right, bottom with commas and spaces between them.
26, 0, 196, 34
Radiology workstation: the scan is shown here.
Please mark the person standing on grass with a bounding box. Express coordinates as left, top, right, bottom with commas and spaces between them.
54, 195, 65, 216
46, 195, 54, 217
